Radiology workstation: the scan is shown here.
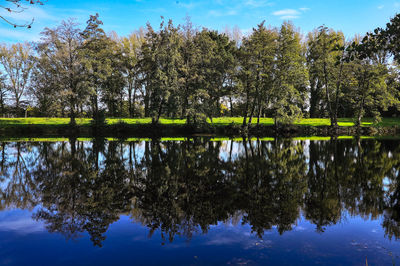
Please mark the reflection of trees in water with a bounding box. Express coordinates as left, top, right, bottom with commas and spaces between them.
1, 138, 400, 246
234, 139, 307, 236
30, 139, 134, 247
0, 142, 38, 210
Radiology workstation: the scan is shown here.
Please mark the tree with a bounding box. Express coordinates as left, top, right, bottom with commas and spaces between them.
0, 42, 33, 115
30, 43, 62, 117
177, 16, 201, 122
271, 22, 308, 127
0, 71, 7, 115
223, 25, 241, 117
140, 18, 182, 123
360, 14, 400, 65
239, 22, 277, 127
306, 26, 346, 126
119, 30, 144, 117
37, 19, 86, 125
80, 13, 116, 121
193, 29, 236, 122
347, 52, 397, 126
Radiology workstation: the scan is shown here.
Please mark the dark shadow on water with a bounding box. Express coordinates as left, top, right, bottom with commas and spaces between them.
1, 137, 400, 248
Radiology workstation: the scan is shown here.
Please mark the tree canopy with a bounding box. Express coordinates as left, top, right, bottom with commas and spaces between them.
0, 13, 400, 126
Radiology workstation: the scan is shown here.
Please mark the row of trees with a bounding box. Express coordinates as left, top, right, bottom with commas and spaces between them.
1, 14, 400, 126
1, 138, 400, 248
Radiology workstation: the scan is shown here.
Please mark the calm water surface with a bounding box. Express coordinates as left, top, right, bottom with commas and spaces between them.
0, 137, 400, 265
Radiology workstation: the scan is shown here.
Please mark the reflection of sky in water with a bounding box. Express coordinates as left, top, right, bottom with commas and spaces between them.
0, 208, 398, 265
1, 139, 400, 265
0, 209, 44, 235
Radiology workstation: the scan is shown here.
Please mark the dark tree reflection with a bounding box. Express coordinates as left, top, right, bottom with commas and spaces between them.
0, 138, 400, 246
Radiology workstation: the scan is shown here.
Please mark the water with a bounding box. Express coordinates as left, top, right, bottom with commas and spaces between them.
0, 137, 400, 265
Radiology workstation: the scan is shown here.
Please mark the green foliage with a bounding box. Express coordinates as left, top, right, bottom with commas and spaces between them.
0, 42, 34, 115
272, 22, 308, 125
2, 138, 400, 245
0, 15, 398, 126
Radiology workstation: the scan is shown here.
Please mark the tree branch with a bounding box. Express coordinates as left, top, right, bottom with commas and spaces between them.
0, 0, 44, 28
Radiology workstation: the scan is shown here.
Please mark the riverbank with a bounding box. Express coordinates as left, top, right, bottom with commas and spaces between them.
0, 117, 399, 137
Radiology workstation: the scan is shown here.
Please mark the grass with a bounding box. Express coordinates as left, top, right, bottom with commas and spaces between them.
0, 117, 92, 127
1, 135, 400, 142
0, 117, 400, 127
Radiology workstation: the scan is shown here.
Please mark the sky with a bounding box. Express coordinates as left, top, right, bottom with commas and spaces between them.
0, 0, 399, 43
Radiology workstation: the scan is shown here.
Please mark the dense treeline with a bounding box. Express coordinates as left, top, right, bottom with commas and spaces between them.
1, 13, 400, 126
1, 138, 400, 246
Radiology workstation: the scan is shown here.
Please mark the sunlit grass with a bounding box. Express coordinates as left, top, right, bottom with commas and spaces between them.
0, 117, 91, 126
0, 117, 400, 127
2, 135, 400, 142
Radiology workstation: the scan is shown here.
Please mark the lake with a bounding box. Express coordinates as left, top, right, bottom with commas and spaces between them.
0, 137, 400, 265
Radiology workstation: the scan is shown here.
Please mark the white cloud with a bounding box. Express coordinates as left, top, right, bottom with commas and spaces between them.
272, 9, 300, 16
299, 7, 310, 12
280, 15, 299, 19
273, 9, 300, 16
377, 5, 384, 9
272, 8, 309, 20
0, 27, 42, 42
0, 216, 45, 235
176, 1, 200, 10
244, 0, 272, 8
208, 9, 237, 17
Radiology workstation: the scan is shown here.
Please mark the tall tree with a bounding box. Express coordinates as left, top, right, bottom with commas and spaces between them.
0, 42, 33, 115
271, 22, 308, 127
193, 29, 236, 121
80, 13, 115, 121
0, 72, 7, 115
120, 31, 144, 117
306, 26, 346, 125
344, 38, 399, 126
140, 19, 182, 123
178, 16, 200, 122
30, 43, 62, 117
37, 19, 86, 124
239, 22, 277, 127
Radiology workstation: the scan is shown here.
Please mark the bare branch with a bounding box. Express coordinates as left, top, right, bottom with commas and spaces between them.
0, 0, 45, 28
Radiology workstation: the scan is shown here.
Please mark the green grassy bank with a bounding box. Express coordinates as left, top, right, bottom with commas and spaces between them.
0, 117, 399, 127
1, 135, 399, 143
0, 117, 399, 137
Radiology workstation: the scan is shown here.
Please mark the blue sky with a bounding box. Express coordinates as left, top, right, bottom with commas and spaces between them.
0, 0, 399, 43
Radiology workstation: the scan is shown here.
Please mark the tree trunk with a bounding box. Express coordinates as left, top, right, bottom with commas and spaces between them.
128, 83, 132, 118
155, 99, 164, 123
144, 92, 150, 117
215, 98, 220, 118
333, 52, 345, 127
120, 91, 124, 117
323, 61, 335, 127
243, 87, 250, 127
229, 96, 233, 117
70, 99, 76, 125
0, 94, 4, 116
15, 97, 20, 117
132, 87, 137, 118
309, 80, 320, 118
356, 97, 365, 128
248, 100, 256, 125
256, 97, 262, 125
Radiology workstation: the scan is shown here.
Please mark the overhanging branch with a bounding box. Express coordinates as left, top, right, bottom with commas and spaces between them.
0, 0, 44, 28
